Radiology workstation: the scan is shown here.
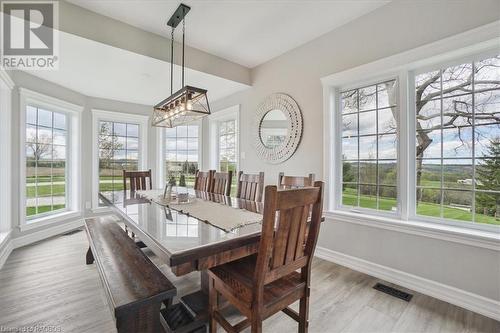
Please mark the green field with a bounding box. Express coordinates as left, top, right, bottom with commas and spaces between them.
342, 190, 499, 225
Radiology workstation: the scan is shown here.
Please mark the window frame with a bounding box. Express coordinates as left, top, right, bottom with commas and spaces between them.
322, 36, 500, 235
91, 109, 149, 209
19, 88, 83, 230
208, 105, 240, 172
0, 70, 14, 237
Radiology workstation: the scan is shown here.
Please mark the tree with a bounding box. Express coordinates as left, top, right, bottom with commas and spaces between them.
415, 57, 500, 188
26, 133, 52, 161
188, 162, 197, 175
476, 137, 500, 218
98, 122, 123, 169
179, 174, 186, 187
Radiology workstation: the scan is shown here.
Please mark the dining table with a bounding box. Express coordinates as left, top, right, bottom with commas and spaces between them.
98, 188, 265, 321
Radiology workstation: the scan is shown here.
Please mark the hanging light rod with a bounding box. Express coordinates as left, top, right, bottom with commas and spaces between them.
152, 3, 210, 128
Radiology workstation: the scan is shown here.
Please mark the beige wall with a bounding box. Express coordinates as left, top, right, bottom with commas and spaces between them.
208, 0, 500, 302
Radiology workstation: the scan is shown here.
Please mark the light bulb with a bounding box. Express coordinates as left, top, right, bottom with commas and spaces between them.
179, 103, 186, 112
186, 100, 193, 110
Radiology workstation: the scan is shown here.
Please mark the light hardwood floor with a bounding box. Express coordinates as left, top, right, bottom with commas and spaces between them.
0, 229, 498, 333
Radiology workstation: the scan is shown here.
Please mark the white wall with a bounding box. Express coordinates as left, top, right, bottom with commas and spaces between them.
209, 0, 500, 305
8, 70, 157, 238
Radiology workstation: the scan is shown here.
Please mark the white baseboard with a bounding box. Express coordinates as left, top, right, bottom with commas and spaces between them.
12, 219, 85, 249
0, 233, 13, 269
315, 246, 500, 321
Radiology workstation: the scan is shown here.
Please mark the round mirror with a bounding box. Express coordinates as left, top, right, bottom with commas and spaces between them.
259, 109, 289, 149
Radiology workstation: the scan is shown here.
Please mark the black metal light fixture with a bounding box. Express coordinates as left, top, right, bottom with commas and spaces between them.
152, 4, 210, 128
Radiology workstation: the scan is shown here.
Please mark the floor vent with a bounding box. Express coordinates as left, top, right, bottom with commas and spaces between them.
373, 283, 413, 302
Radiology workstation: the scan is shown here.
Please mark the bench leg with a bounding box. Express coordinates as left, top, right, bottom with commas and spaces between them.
86, 247, 94, 265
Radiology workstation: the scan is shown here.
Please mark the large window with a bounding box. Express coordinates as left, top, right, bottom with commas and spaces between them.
98, 121, 140, 191
341, 80, 398, 212
218, 119, 237, 192
328, 47, 499, 231
415, 55, 499, 225
25, 106, 68, 218
165, 125, 200, 187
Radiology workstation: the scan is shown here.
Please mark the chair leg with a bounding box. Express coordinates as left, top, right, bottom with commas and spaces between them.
298, 294, 310, 333
209, 276, 217, 333
86, 247, 94, 265
251, 311, 262, 333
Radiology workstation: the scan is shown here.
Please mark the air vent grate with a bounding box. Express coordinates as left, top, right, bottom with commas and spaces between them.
373, 283, 413, 302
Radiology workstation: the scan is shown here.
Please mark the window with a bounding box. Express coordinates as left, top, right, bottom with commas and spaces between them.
25, 106, 68, 218
415, 55, 499, 225
92, 109, 148, 209
20, 88, 82, 227
98, 121, 140, 191
164, 125, 200, 187
340, 80, 398, 212
324, 37, 499, 232
218, 119, 237, 192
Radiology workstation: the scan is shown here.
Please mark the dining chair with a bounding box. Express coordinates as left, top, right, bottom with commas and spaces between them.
208, 181, 324, 333
278, 172, 315, 189
122, 169, 152, 239
210, 171, 233, 196
194, 170, 215, 192
236, 171, 265, 202
123, 169, 153, 191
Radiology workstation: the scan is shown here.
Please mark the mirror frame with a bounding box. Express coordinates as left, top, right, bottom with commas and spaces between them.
253, 93, 303, 164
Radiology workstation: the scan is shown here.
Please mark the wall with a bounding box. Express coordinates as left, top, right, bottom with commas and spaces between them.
209, 0, 500, 305
8, 70, 157, 238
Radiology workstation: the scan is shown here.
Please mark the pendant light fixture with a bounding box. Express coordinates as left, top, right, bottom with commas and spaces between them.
152, 3, 210, 128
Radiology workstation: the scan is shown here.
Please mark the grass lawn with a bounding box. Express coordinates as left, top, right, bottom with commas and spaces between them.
27, 204, 65, 217
342, 191, 499, 225
26, 184, 65, 197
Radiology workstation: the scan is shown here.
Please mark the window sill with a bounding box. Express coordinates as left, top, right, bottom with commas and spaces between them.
20, 211, 82, 232
323, 210, 500, 251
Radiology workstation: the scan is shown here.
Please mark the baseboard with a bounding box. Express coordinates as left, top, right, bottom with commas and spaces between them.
315, 246, 500, 321
12, 219, 85, 249
0, 233, 13, 269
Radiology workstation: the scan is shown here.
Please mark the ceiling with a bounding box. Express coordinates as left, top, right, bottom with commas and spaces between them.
26, 31, 250, 106
66, 0, 389, 68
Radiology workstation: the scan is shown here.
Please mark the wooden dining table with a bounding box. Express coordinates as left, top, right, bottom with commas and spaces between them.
98, 188, 265, 320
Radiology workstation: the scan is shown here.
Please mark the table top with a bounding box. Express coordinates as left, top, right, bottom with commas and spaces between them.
99, 189, 264, 269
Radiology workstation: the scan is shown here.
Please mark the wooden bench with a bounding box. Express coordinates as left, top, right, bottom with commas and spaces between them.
85, 216, 177, 333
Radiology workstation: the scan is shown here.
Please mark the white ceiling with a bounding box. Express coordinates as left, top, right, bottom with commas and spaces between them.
26, 32, 250, 106
66, 0, 389, 68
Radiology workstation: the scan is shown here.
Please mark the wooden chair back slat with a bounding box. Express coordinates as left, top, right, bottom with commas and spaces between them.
210, 171, 233, 196
194, 170, 215, 192
278, 172, 315, 189
254, 182, 324, 289
123, 169, 152, 191
236, 171, 264, 202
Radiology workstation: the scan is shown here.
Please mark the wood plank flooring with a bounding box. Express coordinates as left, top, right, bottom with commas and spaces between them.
0, 229, 498, 333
